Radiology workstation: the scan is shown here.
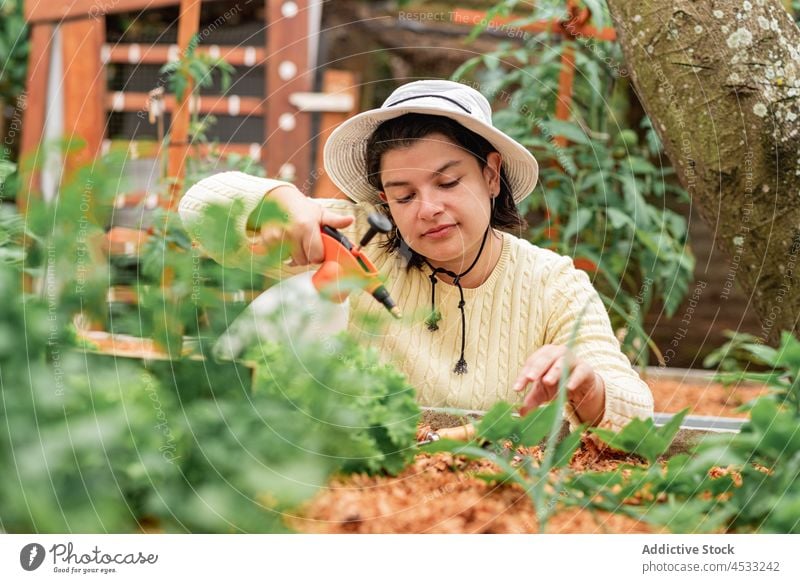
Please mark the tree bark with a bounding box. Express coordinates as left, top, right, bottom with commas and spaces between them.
606, 0, 800, 345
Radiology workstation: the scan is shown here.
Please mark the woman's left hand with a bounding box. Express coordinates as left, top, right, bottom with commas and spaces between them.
512, 344, 606, 426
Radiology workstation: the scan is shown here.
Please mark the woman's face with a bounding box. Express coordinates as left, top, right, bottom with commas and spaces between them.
378, 133, 501, 271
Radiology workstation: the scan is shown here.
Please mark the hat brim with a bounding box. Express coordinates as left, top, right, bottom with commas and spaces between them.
323, 106, 538, 206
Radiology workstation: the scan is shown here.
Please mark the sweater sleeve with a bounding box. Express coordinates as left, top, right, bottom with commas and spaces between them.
178, 171, 364, 274
542, 255, 654, 432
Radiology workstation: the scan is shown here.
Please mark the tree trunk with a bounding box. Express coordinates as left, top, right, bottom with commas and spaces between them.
606, 0, 800, 345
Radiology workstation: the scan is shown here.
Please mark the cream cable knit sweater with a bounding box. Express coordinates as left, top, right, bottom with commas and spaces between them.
179, 172, 654, 431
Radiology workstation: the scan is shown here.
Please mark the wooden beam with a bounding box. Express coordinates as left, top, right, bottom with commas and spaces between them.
102, 43, 267, 67
107, 92, 264, 116
311, 69, 359, 200
166, 0, 201, 207
62, 16, 106, 172
18, 22, 54, 212
264, 0, 312, 190
25, 0, 220, 24
554, 43, 576, 148
449, 8, 617, 41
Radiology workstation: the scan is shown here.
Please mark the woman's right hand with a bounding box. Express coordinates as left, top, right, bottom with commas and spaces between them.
259, 185, 354, 266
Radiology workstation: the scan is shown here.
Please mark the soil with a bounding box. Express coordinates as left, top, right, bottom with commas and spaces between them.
645, 376, 767, 418
290, 436, 656, 534
291, 377, 767, 534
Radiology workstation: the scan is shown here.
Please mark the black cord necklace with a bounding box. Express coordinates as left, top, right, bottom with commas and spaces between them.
422, 226, 492, 374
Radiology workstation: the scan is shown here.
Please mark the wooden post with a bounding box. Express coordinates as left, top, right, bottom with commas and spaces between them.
18, 22, 53, 212
265, 0, 312, 191
311, 69, 359, 199
166, 0, 201, 207
61, 17, 106, 172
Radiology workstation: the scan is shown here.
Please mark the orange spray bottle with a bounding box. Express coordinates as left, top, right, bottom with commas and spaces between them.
214, 213, 401, 359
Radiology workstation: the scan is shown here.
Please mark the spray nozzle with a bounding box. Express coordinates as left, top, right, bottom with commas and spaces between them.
359, 213, 392, 248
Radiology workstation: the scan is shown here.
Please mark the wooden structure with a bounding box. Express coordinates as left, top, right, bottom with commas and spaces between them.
20, 0, 360, 328
20, 0, 358, 216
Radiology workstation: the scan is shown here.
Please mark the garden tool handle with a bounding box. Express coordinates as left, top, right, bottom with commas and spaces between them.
422, 423, 476, 444
311, 225, 401, 318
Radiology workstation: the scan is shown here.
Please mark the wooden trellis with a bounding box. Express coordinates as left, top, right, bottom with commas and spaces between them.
20, 0, 358, 215
19, 0, 359, 331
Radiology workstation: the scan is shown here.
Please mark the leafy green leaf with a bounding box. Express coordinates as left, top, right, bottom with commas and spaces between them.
563, 207, 593, 241
537, 119, 593, 146
477, 402, 518, 442
591, 409, 688, 464
476, 400, 560, 447
606, 207, 633, 230
776, 331, 800, 370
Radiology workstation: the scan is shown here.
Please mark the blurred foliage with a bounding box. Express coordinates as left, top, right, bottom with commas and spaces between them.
568, 332, 800, 533
451, 0, 694, 365
703, 330, 766, 375
251, 336, 421, 476
0, 0, 29, 201
0, 0, 28, 104
160, 34, 234, 103
712, 330, 800, 415
0, 150, 420, 533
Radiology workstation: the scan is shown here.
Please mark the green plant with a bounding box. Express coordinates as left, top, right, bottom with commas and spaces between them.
1, 151, 421, 533
0, 0, 28, 106
424, 399, 584, 532
575, 397, 800, 533
703, 330, 766, 376
159, 34, 236, 169
712, 331, 800, 414
250, 334, 421, 476
591, 409, 686, 466
160, 34, 234, 104
568, 333, 800, 533
423, 315, 588, 532
155, 36, 266, 188
0, 0, 29, 201
453, 0, 694, 365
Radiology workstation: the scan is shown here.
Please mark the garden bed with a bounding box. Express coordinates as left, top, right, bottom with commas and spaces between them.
290, 437, 656, 534
289, 407, 704, 534
289, 371, 772, 534
70, 338, 773, 534
643, 368, 766, 418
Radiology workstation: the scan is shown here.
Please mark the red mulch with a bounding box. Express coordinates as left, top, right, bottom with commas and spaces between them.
647, 377, 767, 418
289, 436, 653, 534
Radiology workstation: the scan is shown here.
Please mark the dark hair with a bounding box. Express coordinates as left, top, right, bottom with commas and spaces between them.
365, 113, 527, 270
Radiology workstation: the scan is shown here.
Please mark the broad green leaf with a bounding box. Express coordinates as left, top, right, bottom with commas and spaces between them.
476, 400, 561, 447
477, 402, 518, 442
626, 156, 657, 175
562, 207, 592, 241
742, 343, 779, 366
0, 160, 16, 184
620, 174, 651, 229
591, 408, 688, 464
518, 401, 560, 446
775, 331, 800, 370
606, 207, 633, 230
537, 119, 593, 146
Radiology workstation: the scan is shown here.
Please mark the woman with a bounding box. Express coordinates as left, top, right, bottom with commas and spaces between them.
179, 79, 654, 431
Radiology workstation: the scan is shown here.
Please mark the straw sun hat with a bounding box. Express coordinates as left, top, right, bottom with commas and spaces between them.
323, 80, 539, 206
